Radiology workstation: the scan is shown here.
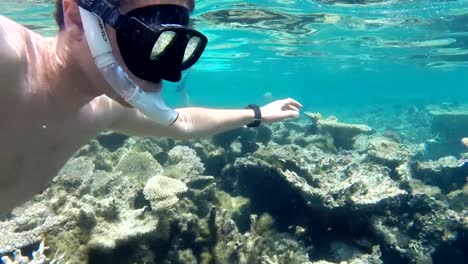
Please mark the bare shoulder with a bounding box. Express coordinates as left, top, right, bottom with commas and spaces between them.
0, 16, 28, 97
0, 16, 26, 63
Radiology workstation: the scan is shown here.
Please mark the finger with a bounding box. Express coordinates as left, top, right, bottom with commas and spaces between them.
284, 98, 303, 109
291, 99, 303, 109
281, 104, 299, 111
285, 104, 300, 112
285, 110, 300, 118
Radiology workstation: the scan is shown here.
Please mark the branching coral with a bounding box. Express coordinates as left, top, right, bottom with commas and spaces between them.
1, 237, 64, 264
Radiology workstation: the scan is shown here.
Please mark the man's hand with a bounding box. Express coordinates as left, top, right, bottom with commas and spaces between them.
260, 98, 303, 123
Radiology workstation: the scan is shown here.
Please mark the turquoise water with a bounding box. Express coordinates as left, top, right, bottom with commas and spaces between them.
1, 1, 468, 263
2, 0, 468, 113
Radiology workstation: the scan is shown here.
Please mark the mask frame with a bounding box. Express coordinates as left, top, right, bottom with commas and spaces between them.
77, 0, 208, 82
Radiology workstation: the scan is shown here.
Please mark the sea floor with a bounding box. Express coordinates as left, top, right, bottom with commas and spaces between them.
1, 103, 467, 264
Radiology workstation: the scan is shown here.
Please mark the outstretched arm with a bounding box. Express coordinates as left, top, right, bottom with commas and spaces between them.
110, 98, 302, 139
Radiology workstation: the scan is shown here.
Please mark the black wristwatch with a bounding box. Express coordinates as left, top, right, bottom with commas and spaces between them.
246, 104, 262, 128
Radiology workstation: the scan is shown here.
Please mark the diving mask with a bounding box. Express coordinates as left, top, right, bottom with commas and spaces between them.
78, 0, 208, 83
78, 0, 198, 126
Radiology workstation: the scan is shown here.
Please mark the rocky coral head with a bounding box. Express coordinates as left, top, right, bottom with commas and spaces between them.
319, 116, 373, 149
1, 237, 64, 264
462, 137, 468, 147
304, 112, 322, 123
143, 176, 188, 210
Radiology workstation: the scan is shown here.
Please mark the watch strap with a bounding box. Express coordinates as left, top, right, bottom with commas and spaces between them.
246, 104, 261, 128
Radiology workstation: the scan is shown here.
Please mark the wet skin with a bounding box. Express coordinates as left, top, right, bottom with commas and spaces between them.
0, 0, 302, 215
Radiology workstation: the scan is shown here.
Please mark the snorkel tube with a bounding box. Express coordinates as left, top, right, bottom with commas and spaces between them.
79, 8, 179, 126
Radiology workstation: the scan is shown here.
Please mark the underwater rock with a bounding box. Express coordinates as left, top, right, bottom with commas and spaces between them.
428, 104, 468, 138
371, 183, 464, 263
270, 122, 292, 145
239, 128, 259, 154
211, 126, 272, 154
165, 145, 205, 182
95, 132, 128, 152
0, 203, 64, 255
462, 137, 468, 147
212, 128, 242, 149
270, 120, 314, 147
110, 150, 165, 206
73, 138, 131, 172
1, 150, 168, 262
230, 143, 406, 212
173, 139, 230, 177
1, 237, 65, 264
213, 191, 251, 231
411, 156, 467, 194
446, 183, 468, 212
169, 249, 198, 264
320, 242, 382, 264
361, 136, 415, 169
127, 137, 167, 162
305, 112, 373, 149
3, 123, 466, 264
319, 119, 373, 149
223, 141, 466, 262
86, 151, 165, 251
427, 105, 468, 155
185, 175, 216, 190
56, 156, 94, 192
206, 207, 311, 264
257, 125, 273, 145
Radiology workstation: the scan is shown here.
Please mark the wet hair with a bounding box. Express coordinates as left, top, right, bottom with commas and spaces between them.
54, 0, 195, 30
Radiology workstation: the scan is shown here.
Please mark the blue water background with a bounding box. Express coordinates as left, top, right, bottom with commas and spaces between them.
1, 0, 468, 117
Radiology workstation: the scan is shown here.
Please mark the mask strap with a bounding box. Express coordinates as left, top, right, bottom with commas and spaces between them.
77, 0, 130, 30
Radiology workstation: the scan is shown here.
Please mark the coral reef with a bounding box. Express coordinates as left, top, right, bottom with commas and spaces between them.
221, 137, 465, 262
428, 104, 468, 141
165, 145, 205, 180
411, 156, 467, 193
357, 137, 414, 166
143, 176, 188, 210
228, 143, 407, 212
426, 104, 468, 157
1, 150, 168, 263
1, 109, 467, 264
305, 112, 373, 149
1, 237, 64, 264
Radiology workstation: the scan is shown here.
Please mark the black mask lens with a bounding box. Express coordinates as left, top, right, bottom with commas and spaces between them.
116, 5, 207, 83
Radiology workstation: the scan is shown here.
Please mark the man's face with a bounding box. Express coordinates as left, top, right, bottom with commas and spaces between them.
78, 0, 194, 105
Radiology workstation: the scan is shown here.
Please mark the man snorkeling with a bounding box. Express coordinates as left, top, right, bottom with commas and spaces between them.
0, 0, 302, 215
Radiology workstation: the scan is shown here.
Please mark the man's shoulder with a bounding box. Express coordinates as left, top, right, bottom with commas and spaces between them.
0, 16, 29, 99
0, 16, 27, 63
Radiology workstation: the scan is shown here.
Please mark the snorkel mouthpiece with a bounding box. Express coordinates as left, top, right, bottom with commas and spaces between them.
79, 7, 179, 126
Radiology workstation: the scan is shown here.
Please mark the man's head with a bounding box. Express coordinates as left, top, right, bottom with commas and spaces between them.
55, 0, 202, 106
54, 0, 195, 31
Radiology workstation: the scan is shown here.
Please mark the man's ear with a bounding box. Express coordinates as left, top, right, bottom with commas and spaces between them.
62, 0, 83, 41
